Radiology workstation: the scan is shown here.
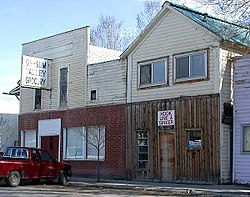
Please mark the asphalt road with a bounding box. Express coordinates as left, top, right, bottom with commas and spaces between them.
0, 181, 213, 197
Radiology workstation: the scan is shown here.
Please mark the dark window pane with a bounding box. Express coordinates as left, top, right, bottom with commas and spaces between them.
91, 90, 96, 100
191, 53, 205, 77
187, 130, 202, 148
243, 126, 250, 152
137, 131, 149, 170
153, 60, 165, 83
138, 153, 148, 160
138, 161, 148, 169
39, 150, 55, 162
139, 146, 148, 153
176, 56, 189, 79
140, 64, 151, 85
60, 68, 67, 107
35, 89, 41, 109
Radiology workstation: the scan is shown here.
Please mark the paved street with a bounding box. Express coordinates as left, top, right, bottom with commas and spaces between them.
1, 179, 250, 196
0, 180, 215, 197
0, 183, 206, 197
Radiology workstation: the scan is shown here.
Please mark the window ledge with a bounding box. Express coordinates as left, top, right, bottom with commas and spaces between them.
63, 158, 105, 161
138, 83, 168, 90
175, 77, 208, 84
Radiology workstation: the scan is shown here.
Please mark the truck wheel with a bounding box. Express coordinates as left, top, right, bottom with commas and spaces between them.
58, 170, 67, 185
6, 171, 21, 187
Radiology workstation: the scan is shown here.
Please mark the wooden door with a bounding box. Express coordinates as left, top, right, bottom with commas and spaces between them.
41, 135, 59, 161
160, 132, 175, 181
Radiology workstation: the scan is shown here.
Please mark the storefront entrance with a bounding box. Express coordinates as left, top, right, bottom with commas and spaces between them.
38, 118, 61, 161
41, 135, 59, 160
160, 132, 175, 181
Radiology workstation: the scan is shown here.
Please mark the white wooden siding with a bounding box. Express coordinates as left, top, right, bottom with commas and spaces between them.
219, 49, 238, 182
86, 60, 126, 106
234, 55, 250, 184
20, 27, 89, 114
127, 10, 220, 103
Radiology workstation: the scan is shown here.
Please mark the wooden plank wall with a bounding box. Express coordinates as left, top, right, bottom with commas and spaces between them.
126, 94, 220, 183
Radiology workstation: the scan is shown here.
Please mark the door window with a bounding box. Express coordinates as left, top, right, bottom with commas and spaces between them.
39, 150, 55, 162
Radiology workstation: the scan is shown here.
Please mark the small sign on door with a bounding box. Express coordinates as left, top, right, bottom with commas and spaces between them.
158, 110, 175, 126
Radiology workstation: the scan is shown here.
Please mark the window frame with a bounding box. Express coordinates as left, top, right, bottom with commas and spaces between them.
174, 50, 208, 82
21, 130, 37, 148
64, 127, 86, 160
90, 90, 97, 101
242, 125, 250, 153
186, 129, 202, 149
138, 58, 168, 88
137, 130, 149, 170
34, 89, 42, 110
59, 67, 68, 107
86, 126, 105, 160
63, 126, 105, 161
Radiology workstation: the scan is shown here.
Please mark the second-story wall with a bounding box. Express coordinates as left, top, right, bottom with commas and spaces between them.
20, 27, 90, 114
126, 7, 221, 103
86, 59, 126, 106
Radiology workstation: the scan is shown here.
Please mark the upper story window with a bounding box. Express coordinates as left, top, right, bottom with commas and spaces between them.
60, 68, 68, 107
174, 50, 207, 82
34, 89, 41, 109
138, 58, 168, 88
91, 90, 97, 101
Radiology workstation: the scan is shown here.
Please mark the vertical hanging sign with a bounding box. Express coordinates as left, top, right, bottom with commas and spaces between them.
21, 55, 48, 89
158, 110, 175, 126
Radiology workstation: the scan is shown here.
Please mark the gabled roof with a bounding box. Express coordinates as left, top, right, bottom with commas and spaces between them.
121, 1, 250, 58
166, 1, 250, 48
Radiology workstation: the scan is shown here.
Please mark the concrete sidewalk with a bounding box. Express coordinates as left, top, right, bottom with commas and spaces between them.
69, 177, 250, 196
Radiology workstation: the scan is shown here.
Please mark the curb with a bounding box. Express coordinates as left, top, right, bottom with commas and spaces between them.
68, 178, 250, 197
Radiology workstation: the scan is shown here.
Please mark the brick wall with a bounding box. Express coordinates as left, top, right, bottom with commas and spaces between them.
19, 104, 126, 179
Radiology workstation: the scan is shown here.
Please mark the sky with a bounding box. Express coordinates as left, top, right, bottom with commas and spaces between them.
0, 0, 204, 114
0, 0, 146, 114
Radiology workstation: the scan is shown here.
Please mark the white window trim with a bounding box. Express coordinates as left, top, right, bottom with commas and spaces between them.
33, 89, 42, 110
138, 58, 168, 88
63, 126, 105, 161
21, 130, 37, 148
63, 127, 86, 160
174, 50, 207, 82
242, 125, 250, 153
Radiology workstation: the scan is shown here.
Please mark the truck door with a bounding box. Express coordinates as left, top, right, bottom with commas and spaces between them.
39, 150, 57, 179
30, 149, 41, 179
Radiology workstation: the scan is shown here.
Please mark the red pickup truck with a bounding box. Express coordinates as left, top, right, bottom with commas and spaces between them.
0, 147, 72, 187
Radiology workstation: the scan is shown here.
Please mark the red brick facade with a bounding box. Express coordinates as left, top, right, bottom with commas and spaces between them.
19, 104, 126, 179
